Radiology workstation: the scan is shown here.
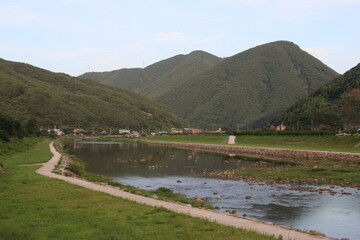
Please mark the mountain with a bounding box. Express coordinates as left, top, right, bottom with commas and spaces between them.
157, 41, 339, 129
0, 58, 184, 130
272, 63, 360, 130
80, 50, 222, 100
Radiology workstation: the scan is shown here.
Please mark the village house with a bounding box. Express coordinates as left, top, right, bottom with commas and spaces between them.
171, 128, 184, 134
275, 124, 286, 131
184, 128, 202, 134
47, 126, 64, 136
119, 129, 131, 135
74, 128, 86, 135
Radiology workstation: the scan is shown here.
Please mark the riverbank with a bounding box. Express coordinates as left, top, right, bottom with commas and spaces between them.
40, 141, 333, 240
143, 135, 360, 153
144, 140, 360, 187
53, 141, 212, 209
0, 138, 279, 240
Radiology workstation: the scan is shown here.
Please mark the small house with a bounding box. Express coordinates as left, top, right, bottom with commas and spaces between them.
275, 124, 286, 131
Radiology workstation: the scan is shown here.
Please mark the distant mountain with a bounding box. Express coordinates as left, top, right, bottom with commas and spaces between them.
0, 58, 184, 130
157, 41, 339, 129
80, 50, 222, 100
272, 63, 360, 130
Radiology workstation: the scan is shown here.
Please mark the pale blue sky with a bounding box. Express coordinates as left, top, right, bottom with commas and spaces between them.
1, 0, 359, 76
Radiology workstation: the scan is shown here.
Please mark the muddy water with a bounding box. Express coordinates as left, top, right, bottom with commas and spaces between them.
65, 141, 360, 239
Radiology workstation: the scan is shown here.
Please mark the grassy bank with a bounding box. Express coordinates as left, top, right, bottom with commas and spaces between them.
213, 164, 360, 187
144, 134, 360, 153
233, 135, 360, 153
0, 138, 42, 156
0, 138, 277, 240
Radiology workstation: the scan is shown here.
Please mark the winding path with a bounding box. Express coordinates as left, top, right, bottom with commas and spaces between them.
36, 142, 331, 240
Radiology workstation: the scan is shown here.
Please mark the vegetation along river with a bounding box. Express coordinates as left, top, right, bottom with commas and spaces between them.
65, 141, 360, 240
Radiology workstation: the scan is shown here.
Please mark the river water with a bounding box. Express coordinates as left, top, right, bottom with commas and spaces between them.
65, 141, 360, 239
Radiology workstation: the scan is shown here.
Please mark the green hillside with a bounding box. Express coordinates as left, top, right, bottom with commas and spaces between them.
0, 58, 184, 130
272, 63, 360, 130
80, 50, 222, 99
157, 41, 339, 129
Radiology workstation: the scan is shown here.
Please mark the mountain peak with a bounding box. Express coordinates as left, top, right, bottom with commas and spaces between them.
158, 40, 339, 129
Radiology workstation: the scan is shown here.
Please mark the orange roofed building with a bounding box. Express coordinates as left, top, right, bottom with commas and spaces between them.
275, 124, 286, 131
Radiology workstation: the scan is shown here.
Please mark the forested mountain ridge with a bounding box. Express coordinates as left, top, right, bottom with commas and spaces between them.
0, 58, 184, 130
80, 50, 222, 100
272, 63, 360, 130
157, 41, 339, 129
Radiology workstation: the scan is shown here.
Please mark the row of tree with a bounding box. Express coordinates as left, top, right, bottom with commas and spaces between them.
0, 112, 39, 141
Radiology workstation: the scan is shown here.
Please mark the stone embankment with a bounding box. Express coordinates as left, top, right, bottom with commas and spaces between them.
143, 141, 360, 163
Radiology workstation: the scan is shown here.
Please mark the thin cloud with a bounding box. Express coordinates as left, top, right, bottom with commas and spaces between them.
303, 47, 338, 58
0, 5, 38, 25
154, 32, 192, 42
80, 48, 107, 55
194, 33, 226, 44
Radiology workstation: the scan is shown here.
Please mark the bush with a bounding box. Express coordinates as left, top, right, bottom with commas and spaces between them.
0, 130, 10, 142
66, 161, 84, 175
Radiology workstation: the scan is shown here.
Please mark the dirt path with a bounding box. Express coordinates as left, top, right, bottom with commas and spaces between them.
35, 142, 332, 240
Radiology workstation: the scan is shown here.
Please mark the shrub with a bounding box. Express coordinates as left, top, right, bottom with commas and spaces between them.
0, 130, 10, 142
66, 161, 84, 175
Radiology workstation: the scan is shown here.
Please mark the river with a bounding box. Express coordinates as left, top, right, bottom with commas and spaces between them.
64, 141, 360, 239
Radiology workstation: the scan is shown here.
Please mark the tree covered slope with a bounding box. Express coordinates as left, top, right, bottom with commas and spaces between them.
80, 50, 222, 100
157, 41, 339, 129
0, 58, 184, 130
272, 63, 360, 130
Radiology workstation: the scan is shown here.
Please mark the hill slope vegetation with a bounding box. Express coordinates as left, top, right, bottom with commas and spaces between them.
0, 58, 183, 130
272, 63, 360, 130
158, 41, 339, 129
80, 50, 222, 100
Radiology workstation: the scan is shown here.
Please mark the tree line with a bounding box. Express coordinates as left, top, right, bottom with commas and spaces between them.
0, 112, 39, 141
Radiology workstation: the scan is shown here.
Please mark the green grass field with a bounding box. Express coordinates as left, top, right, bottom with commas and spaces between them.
0, 138, 277, 240
143, 134, 360, 153
234, 135, 360, 153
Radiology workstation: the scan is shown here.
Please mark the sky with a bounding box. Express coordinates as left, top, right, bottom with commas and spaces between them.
1, 0, 359, 76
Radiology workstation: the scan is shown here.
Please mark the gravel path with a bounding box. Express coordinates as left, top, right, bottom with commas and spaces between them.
35, 142, 332, 240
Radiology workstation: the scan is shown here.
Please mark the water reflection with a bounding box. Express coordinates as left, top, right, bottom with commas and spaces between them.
65, 141, 360, 239
67, 141, 269, 176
